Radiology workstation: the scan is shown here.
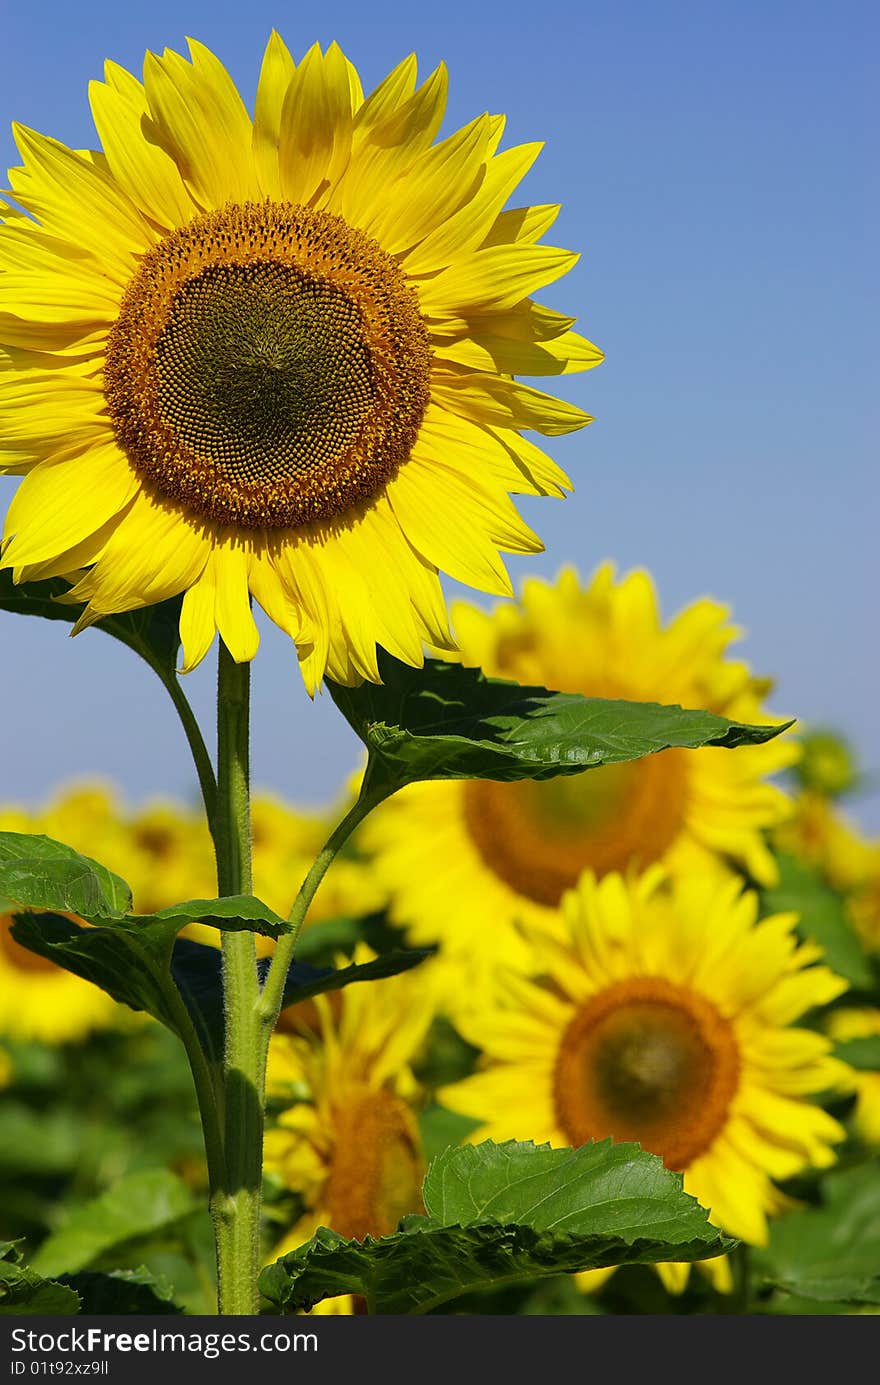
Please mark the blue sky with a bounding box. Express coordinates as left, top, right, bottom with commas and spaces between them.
1, 0, 877, 830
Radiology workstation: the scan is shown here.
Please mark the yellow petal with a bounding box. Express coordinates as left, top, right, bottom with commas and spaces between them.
402, 142, 543, 274
417, 243, 580, 317
0, 316, 106, 356
416, 404, 570, 498
64, 489, 209, 614
388, 454, 538, 594
485, 426, 572, 496
435, 327, 604, 376
248, 546, 306, 645
332, 63, 447, 226
143, 40, 258, 207
431, 368, 592, 436
1, 442, 139, 568
213, 544, 260, 663
179, 561, 217, 673
1, 272, 120, 323
483, 202, 561, 247
89, 67, 195, 229
278, 42, 354, 207
9, 126, 151, 273
365, 114, 495, 252
352, 54, 418, 143
252, 31, 296, 198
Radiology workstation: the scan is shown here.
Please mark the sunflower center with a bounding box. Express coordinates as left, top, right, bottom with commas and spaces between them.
553, 978, 740, 1170
0, 914, 59, 975
464, 752, 689, 907
323, 1085, 424, 1241
104, 202, 432, 529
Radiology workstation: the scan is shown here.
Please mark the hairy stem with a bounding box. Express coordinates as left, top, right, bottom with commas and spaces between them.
213, 642, 262, 1316
158, 669, 219, 847
258, 780, 391, 1033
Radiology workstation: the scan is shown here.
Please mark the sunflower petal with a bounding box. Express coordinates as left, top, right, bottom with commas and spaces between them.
431, 368, 592, 435
1, 443, 139, 567
143, 40, 258, 207
253, 30, 296, 198
90, 66, 195, 228
278, 42, 354, 207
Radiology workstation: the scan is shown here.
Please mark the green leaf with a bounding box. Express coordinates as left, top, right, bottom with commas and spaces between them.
0, 570, 182, 679
834, 1036, 880, 1071
754, 1164, 880, 1305
0, 1241, 80, 1315
0, 1103, 82, 1176
328, 653, 791, 793
763, 853, 872, 988
0, 834, 290, 939
0, 833, 132, 917
259, 1139, 734, 1314
172, 937, 428, 1065
58, 1267, 184, 1315
9, 908, 287, 1042
30, 1169, 196, 1278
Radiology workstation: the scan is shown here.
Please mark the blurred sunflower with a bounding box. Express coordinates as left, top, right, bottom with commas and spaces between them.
263, 945, 434, 1271
440, 868, 850, 1295
775, 791, 880, 954
0, 35, 598, 690
365, 565, 795, 989
826, 1008, 880, 1147
250, 793, 385, 923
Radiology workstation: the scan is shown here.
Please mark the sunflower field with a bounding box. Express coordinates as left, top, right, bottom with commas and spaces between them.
0, 27, 876, 1325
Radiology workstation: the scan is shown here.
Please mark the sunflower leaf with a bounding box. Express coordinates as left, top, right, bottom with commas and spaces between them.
0, 570, 182, 678
8, 903, 282, 1035
0, 832, 133, 917
29, 1169, 197, 1279
0, 831, 295, 1033
259, 1138, 734, 1314
55, 1267, 184, 1315
753, 1165, 880, 1305
0, 1241, 81, 1315
762, 853, 872, 988
328, 653, 792, 793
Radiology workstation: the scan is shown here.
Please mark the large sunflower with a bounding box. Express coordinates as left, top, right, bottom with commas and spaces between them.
263, 943, 434, 1257
0, 36, 598, 690
364, 565, 796, 988
440, 868, 850, 1293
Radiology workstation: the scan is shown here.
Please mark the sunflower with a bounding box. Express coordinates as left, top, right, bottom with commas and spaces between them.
364, 565, 795, 994
250, 792, 385, 923
775, 791, 880, 953
826, 1009, 880, 1147
263, 944, 434, 1264
0, 36, 598, 691
440, 868, 849, 1294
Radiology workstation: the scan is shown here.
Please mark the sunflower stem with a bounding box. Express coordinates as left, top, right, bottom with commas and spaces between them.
257, 777, 391, 1031
159, 668, 219, 854
213, 641, 263, 1316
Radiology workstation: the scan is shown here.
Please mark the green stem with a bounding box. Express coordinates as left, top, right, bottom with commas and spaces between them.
213, 642, 262, 1316
158, 669, 219, 848
258, 777, 391, 1033
723, 1243, 751, 1314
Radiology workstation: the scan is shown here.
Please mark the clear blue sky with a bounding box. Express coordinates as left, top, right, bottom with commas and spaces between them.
1, 0, 877, 830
